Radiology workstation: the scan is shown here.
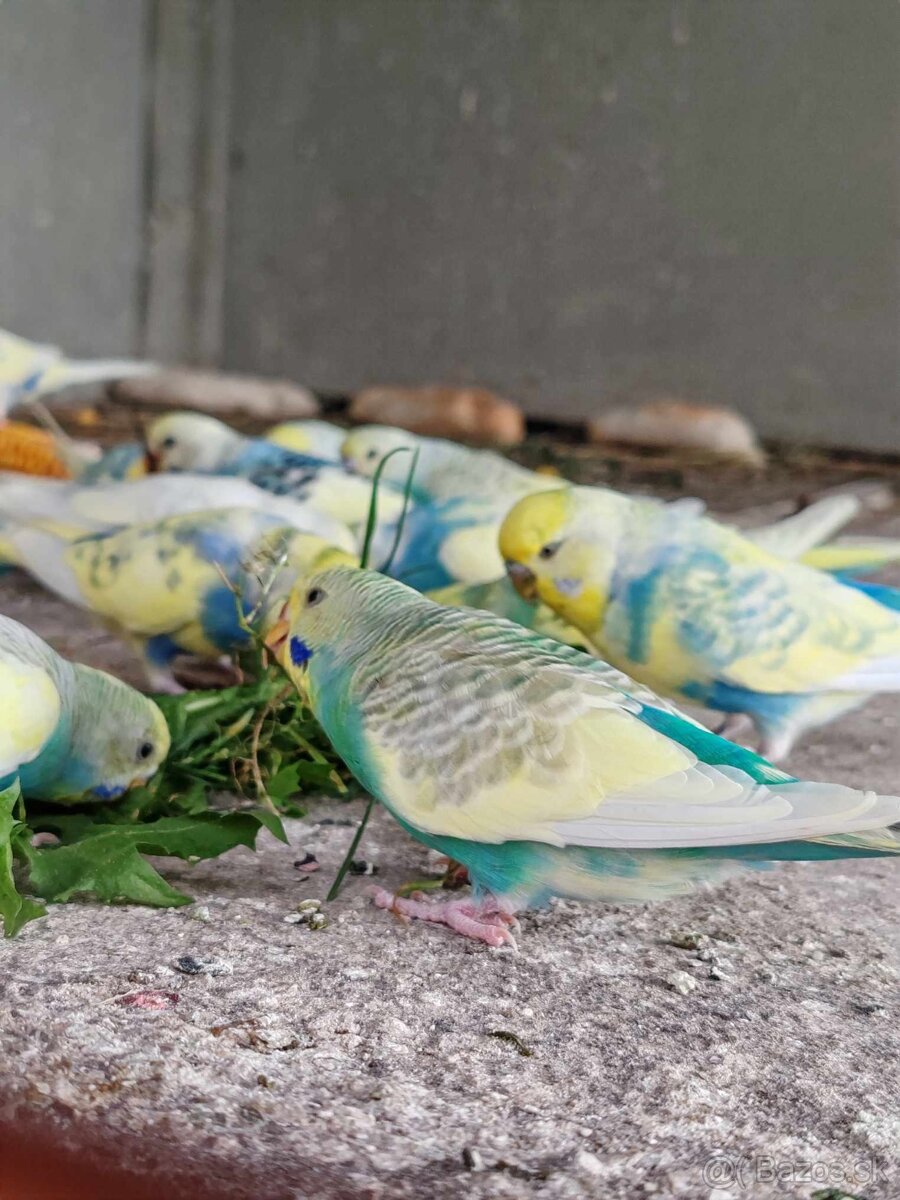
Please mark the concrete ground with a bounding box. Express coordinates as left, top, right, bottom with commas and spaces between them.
1, 466, 900, 1199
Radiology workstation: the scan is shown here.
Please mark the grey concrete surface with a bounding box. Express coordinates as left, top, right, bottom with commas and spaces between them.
1, 487, 900, 1197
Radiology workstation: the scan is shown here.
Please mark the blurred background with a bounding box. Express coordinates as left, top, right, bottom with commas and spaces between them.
0, 0, 897, 449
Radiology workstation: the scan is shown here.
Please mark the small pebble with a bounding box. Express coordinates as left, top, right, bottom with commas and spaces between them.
283, 913, 304, 924
175, 955, 233, 977
297, 898, 321, 914
666, 971, 698, 996
349, 859, 379, 876
574, 1149, 604, 1178
668, 931, 708, 951
188, 905, 211, 923
307, 912, 328, 931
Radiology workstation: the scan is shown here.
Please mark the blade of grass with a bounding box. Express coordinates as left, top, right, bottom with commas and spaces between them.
326, 796, 375, 902
378, 447, 420, 575
358, 446, 413, 569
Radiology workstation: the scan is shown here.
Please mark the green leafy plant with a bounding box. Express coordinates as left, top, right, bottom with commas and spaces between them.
1, 455, 419, 935
0, 671, 352, 936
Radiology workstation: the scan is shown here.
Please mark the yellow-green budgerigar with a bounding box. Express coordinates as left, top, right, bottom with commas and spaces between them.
0, 326, 154, 417
269, 568, 900, 946
341, 424, 557, 505
4, 508, 355, 690
265, 419, 346, 461
0, 614, 169, 802
0, 471, 355, 550
499, 487, 900, 759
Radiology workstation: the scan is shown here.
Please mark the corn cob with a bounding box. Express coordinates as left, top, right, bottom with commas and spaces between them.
0, 421, 71, 477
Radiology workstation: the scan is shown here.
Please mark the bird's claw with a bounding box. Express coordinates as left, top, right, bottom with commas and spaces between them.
370, 886, 519, 949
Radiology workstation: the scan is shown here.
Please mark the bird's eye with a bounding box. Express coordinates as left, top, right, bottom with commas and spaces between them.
538, 541, 562, 561
161, 436, 176, 450
138, 741, 155, 761
306, 586, 326, 606
366, 449, 378, 460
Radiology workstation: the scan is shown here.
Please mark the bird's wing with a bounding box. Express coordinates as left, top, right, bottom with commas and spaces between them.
746, 494, 861, 558
663, 543, 900, 695
0, 658, 61, 780
800, 537, 900, 574
353, 617, 899, 847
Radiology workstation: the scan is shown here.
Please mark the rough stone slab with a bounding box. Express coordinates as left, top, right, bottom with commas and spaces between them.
1, 560, 900, 1198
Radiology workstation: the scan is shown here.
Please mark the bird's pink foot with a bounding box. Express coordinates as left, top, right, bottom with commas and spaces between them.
371, 887, 519, 949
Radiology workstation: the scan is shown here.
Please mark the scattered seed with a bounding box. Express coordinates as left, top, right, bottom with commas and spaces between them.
488, 1029, 534, 1057
175, 955, 233, 977
349, 859, 379, 876
462, 1148, 485, 1172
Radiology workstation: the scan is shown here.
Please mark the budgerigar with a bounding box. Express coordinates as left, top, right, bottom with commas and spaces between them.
74, 442, 148, 484
266, 419, 345, 461
0, 326, 154, 418
145, 412, 404, 531
427, 577, 587, 647
341, 424, 557, 505
367, 496, 513, 590
267, 568, 900, 946
0, 615, 169, 802
499, 486, 900, 759
4, 508, 355, 690
146, 412, 330, 475
0, 472, 355, 551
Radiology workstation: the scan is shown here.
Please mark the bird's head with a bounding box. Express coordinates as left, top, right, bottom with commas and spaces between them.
340, 425, 420, 482
266, 566, 420, 691
58, 666, 171, 802
499, 487, 620, 633
145, 412, 243, 473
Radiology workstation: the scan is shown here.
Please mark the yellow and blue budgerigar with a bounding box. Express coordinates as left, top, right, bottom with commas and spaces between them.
265, 419, 346, 462
0, 471, 355, 550
499, 486, 900, 759
369, 496, 512, 590
0, 614, 169, 802
0, 326, 154, 417
267, 568, 900, 946
4, 508, 355, 691
146, 412, 404, 531
146, 412, 331, 475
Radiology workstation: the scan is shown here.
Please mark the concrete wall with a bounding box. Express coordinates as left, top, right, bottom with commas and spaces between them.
0, 0, 150, 356
1, 0, 898, 448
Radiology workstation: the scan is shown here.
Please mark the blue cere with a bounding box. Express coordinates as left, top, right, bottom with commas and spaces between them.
289, 636, 314, 666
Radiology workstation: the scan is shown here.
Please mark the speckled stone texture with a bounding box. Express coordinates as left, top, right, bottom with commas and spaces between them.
2, 496, 900, 1198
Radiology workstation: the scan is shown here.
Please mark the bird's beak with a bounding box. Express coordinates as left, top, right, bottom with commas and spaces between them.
341, 455, 356, 473
505, 560, 538, 601
264, 608, 290, 661
144, 448, 161, 473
